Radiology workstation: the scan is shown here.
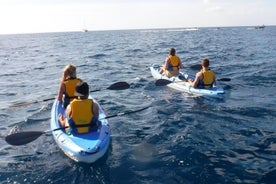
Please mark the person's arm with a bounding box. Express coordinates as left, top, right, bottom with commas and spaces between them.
213, 72, 216, 86
189, 72, 201, 88
58, 105, 71, 126
164, 57, 170, 70
66, 105, 72, 119
93, 103, 99, 119
58, 105, 71, 132
91, 102, 99, 124
57, 82, 65, 101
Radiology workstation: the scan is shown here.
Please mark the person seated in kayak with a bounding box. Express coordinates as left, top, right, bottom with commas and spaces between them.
181, 58, 216, 88
57, 64, 82, 108
159, 48, 184, 77
58, 82, 100, 134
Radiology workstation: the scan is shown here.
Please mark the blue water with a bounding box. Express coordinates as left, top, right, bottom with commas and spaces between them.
0, 26, 276, 184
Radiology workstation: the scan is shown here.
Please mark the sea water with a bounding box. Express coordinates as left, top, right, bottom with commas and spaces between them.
0, 26, 275, 183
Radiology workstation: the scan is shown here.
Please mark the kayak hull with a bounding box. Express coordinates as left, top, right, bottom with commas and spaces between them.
50, 99, 110, 163
150, 64, 225, 96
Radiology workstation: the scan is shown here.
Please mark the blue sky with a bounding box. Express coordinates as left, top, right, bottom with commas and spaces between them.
0, 0, 275, 34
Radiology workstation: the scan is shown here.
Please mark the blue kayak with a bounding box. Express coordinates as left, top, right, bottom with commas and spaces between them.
50, 98, 110, 163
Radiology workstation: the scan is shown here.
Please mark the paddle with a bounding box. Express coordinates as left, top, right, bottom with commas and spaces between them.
190, 64, 202, 70
5, 105, 150, 146
155, 78, 231, 86
11, 82, 130, 107
216, 78, 231, 81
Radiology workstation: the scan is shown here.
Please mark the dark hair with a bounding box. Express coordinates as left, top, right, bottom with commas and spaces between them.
201, 58, 210, 67
169, 48, 176, 56
75, 82, 89, 96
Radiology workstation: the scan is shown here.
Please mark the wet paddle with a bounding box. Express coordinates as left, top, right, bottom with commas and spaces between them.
11, 82, 130, 107
5, 105, 150, 146
155, 78, 231, 86
190, 64, 202, 70
155, 79, 179, 86
216, 78, 231, 81
104, 105, 150, 119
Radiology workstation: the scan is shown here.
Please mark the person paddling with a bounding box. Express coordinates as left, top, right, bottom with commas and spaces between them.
159, 48, 184, 77
58, 82, 99, 134
181, 58, 216, 88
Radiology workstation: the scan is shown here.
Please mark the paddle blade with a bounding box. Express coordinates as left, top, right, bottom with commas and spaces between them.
107, 82, 130, 90
217, 78, 231, 82
5, 131, 45, 146
104, 105, 151, 119
190, 64, 202, 70
155, 79, 172, 86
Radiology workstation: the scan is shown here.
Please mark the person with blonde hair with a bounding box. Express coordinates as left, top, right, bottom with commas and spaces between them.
57, 64, 82, 108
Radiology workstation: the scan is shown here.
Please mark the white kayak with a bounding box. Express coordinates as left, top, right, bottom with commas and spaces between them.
50, 98, 110, 163
150, 64, 225, 96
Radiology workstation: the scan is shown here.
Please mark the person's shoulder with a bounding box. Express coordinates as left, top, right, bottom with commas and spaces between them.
196, 71, 203, 77
197, 70, 203, 74
66, 104, 72, 111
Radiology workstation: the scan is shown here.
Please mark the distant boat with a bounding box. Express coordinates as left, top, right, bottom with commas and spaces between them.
255, 25, 265, 29
83, 29, 88, 32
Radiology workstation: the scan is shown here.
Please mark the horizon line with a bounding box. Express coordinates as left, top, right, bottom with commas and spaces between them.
0, 24, 273, 36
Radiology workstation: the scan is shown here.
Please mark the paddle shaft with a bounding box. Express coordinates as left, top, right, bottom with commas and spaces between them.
5, 105, 150, 146
11, 82, 130, 107
50, 105, 151, 131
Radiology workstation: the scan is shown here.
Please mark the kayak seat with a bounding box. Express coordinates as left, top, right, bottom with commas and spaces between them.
178, 75, 187, 81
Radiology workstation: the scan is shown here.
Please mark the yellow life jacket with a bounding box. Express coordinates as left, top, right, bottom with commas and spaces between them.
70, 99, 94, 133
168, 55, 180, 71
63, 78, 81, 99
200, 69, 215, 88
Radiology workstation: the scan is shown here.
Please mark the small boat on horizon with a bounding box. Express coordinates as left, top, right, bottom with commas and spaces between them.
255, 25, 265, 29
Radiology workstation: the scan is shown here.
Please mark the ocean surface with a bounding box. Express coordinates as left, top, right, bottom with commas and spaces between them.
0, 26, 275, 184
